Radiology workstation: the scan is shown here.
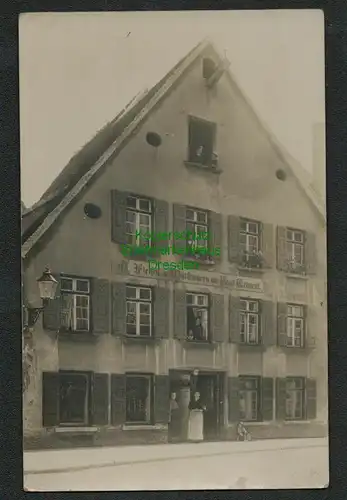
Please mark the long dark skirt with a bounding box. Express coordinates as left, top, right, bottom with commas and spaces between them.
168, 412, 181, 442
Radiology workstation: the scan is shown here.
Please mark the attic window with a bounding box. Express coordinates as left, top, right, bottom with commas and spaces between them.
202, 58, 217, 80
188, 116, 216, 166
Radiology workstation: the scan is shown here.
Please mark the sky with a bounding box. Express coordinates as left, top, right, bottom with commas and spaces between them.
19, 10, 325, 208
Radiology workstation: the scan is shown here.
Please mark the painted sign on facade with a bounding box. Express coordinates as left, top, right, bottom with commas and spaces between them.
117, 260, 264, 293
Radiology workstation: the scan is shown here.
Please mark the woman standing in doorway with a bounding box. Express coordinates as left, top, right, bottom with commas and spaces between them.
188, 391, 206, 443
168, 392, 180, 443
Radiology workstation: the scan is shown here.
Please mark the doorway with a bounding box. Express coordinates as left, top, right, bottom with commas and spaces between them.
195, 372, 224, 441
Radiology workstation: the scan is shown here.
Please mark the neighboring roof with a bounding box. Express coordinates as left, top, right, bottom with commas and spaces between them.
22, 38, 325, 260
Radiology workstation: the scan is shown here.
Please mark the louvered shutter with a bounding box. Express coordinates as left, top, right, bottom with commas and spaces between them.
209, 211, 222, 262
111, 190, 128, 244
261, 378, 274, 421
306, 379, 317, 420
261, 223, 274, 268
173, 204, 186, 254
92, 279, 110, 334
42, 372, 59, 427
276, 378, 287, 420
111, 282, 126, 336
228, 215, 240, 263
43, 274, 61, 331
111, 374, 126, 426
174, 288, 187, 340
228, 377, 240, 422
277, 226, 287, 271
305, 305, 316, 349
154, 286, 169, 338
305, 231, 317, 275
211, 293, 225, 342
229, 296, 241, 343
277, 302, 288, 347
92, 373, 109, 425
154, 375, 170, 424
261, 301, 275, 346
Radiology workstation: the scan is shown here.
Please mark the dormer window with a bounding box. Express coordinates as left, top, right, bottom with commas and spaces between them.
202, 58, 217, 79
188, 116, 216, 167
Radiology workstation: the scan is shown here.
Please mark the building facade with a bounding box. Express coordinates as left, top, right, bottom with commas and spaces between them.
22, 41, 328, 449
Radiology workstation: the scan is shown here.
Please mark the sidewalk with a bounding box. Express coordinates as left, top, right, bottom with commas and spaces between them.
24, 437, 328, 475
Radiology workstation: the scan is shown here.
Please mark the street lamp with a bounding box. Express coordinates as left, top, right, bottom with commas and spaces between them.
25, 267, 58, 328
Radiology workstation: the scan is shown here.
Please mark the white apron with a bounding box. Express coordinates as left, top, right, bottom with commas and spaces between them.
188, 409, 204, 442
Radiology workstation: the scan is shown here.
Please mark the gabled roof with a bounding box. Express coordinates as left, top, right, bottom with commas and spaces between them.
22, 38, 325, 260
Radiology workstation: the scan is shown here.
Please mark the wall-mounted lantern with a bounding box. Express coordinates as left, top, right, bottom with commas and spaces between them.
24, 267, 58, 329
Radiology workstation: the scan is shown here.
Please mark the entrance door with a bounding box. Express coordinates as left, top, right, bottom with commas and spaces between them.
196, 374, 222, 440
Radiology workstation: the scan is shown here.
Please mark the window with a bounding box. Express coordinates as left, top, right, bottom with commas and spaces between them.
286, 229, 304, 271
287, 304, 305, 347
125, 374, 153, 424
240, 219, 262, 268
240, 299, 260, 345
285, 377, 305, 420
185, 207, 209, 256
126, 286, 152, 337
125, 195, 152, 246
60, 277, 90, 332
239, 377, 260, 421
188, 117, 216, 166
59, 372, 90, 425
186, 293, 209, 341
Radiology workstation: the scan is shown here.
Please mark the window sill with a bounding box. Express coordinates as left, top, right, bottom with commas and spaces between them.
123, 334, 160, 345
183, 339, 216, 349
122, 424, 168, 431
54, 426, 99, 434
58, 331, 99, 343
184, 255, 217, 267
279, 344, 315, 353
283, 419, 310, 424
238, 343, 266, 352
283, 271, 308, 280
184, 161, 223, 174
237, 266, 265, 274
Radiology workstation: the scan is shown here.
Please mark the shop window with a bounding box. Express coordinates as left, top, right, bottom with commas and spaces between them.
186, 292, 209, 341
126, 286, 152, 337
125, 195, 152, 246
240, 299, 260, 345
125, 374, 153, 424
188, 116, 216, 166
239, 377, 260, 421
285, 377, 305, 420
60, 277, 90, 332
59, 371, 90, 426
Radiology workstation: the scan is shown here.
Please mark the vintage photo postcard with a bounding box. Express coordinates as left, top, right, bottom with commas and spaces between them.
20, 10, 328, 491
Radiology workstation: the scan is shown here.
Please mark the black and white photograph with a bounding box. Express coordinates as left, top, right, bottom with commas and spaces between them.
20, 10, 328, 491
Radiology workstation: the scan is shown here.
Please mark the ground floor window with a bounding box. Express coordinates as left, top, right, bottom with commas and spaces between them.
59, 371, 90, 425
239, 377, 260, 421
125, 374, 153, 424
285, 377, 305, 420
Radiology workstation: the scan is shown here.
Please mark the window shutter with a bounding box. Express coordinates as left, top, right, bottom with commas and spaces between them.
305, 231, 317, 275
173, 204, 186, 253
154, 199, 169, 236
92, 373, 109, 425
92, 279, 110, 334
261, 223, 274, 268
229, 296, 241, 343
43, 274, 61, 331
261, 378, 274, 421
174, 288, 187, 339
305, 305, 316, 349
42, 372, 59, 427
276, 226, 287, 271
261, 301, 275, 346
228, 215, 240, 263
111, 282, 126, 336
228, 377, 240, 422
111, 190, 128, 244
111, 374, 126, 426
154, 286, 169, 338
209, 211, 222, 262
276, 378, 287, 420
211, 293, 225, 342
306, 378, 317, 420
154, 375, 170, 424
277, 302, 288, 347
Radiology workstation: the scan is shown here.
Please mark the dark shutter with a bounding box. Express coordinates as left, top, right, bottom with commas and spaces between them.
261, 378, 274, 421
111, 374, 126, 426
209, 211, 222, 262
154, 199, 169, 235
277, 302, 288, 347
92, 373, 109, 425
276, 378, 287, 420
277, 226, 287, 271
154, 286, 169, 338
42, 372, 59, 427
228, 215, 240, 263
174, 288, 187, 339
261, 301, 275, 346
111, 190, 128, 244
228, 377, 240, 422
306, 379, 317, 420
211, 293, 225, 342
305, 305, 316, 349
154, 375, 170, 424
261, 223, 274, 268
43, 274, 61, 331
92, 279, 110, 334
111, 282, 126, 336
305, 232, 317, 275
229, 296, 241, 343
173, 204, 186, 253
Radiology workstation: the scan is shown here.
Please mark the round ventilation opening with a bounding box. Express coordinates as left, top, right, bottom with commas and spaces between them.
276, 169, 287, 181
84, 203, 102, 219
146, 132, 162, 147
